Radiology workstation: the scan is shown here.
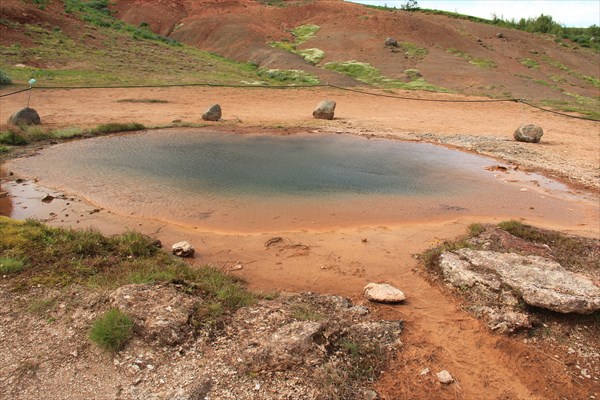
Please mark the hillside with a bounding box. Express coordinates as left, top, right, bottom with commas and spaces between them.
1, 0, 599, 118
112, 0, 600, 117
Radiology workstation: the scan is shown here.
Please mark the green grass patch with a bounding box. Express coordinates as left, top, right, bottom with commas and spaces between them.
257, 68, 319, 85
0, 130, 29, 145
291, 24, 320, 44
0, 69, 11, 85
399, 42, 428, 60
448, 48, 496, 69
89, 122, 145, 135
418, 223, 483, 272
297, 48, 325, 65
89, 308, 133, 352
269, 24, 324, 65
324, 60, 448, 92
520, 58, 540, 69
292, 305, 322, 321
0, 256, 26, 274
0, 146, 9, 154
0, 217, 255, 317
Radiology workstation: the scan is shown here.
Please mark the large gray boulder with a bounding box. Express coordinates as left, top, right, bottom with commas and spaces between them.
514, 124, 543, 143
8, 107, 41, 125
440, 249, 600, 314
312, 100, 336, 120
202, 104, 222, 121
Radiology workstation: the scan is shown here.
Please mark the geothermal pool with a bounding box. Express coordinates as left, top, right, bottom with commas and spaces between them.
4, 129, 596, 232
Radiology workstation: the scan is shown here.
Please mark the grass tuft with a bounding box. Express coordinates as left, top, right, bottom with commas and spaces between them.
0, 256, 26, 274
89, 308, 133, 352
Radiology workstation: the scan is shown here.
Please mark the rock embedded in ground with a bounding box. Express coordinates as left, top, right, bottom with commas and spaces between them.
312, 100, 336, 120
363, 283, 406, 303
109, 283, 197, 346
251, 321, 326, 371
8, 107, 41, 125
384, 37, 398, 47
514, 124, 544, 143
202, 104, 222, 121
436, 370, 454, 384
171, 241, 194, 257
440, 249, 600, 314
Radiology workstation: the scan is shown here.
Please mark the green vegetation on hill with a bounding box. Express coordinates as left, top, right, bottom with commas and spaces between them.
324, 60, 448, 92
269, 24, 325, 65
0, 1, 302, 87
362, 2, 600, 51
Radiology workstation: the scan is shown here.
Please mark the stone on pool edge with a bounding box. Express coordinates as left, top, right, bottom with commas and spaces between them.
363, 283, 406, 303
514, 124, 543, 143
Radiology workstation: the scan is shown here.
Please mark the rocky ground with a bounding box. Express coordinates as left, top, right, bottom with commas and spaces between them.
0, 281, 403, 400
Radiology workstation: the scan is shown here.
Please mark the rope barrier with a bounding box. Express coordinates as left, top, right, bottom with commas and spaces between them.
0, 88, 30, 98
1, 83, 598, 122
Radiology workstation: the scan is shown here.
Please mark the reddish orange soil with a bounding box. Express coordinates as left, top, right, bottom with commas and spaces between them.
1, 85, 599, 399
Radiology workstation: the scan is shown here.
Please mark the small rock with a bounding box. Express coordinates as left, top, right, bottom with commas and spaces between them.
312, 100, 336, 120
171, 241, 194, 257
15, 178, 24, 184
41, 194, 54, 203
420, 367, 430, 376
202, 104, 222, 121
436, 370, 454, 384
363, 283, 406, 303
496, 32, 505, 39
8, 107, 41, 125
514, 124, 544, 143
384, 37, 398, 47
363, 389, 379, 400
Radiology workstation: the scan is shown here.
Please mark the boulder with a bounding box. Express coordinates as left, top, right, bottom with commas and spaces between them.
514, 124, 543, 143
8, 107, 41, 125
312, 100, 336, 120
364, 283, 406, 303
109, 283, 197, 346
172, 241, 194, 257
202, 104, 222, 121
440, 249, 600, 314
384, 37, 398, 47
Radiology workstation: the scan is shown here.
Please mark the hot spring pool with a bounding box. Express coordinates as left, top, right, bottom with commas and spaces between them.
4, 129, 595, 232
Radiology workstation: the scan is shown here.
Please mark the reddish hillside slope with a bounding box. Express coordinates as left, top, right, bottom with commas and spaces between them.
113, 0, 599, 103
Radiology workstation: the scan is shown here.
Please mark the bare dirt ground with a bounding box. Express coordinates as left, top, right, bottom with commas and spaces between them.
1, 86, 599, 399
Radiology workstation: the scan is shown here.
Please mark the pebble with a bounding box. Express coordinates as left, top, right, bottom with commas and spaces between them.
436, 370, 454, 384
420, 367, 430, 376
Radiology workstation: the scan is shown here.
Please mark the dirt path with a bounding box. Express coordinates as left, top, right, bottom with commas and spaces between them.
1, 86, 599, 399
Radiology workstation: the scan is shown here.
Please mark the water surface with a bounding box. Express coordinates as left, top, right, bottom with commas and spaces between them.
6, 129, 596, 232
